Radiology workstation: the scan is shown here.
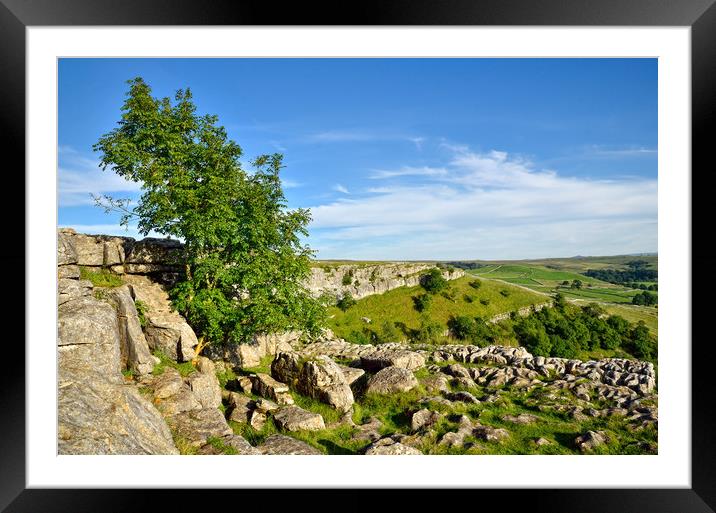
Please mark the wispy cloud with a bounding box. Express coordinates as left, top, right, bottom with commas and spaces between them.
308, 146, 657, 260
333, 184, 350, 194
58, 146, 141, 207
370, 166, 448, 180
281, 178, 303, 189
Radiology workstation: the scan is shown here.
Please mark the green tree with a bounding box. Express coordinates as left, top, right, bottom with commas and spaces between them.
421, 268, 448, 293
93, 77, 325, 358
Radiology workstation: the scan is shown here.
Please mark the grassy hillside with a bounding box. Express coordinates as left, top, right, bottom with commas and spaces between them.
467, 263, 655, 305
326, 275, 547, 343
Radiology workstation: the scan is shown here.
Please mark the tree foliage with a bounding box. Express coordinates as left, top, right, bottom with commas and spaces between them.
94, 77, 325, 348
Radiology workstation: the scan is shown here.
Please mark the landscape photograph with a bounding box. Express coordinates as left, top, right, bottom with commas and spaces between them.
57, 58, 658, 456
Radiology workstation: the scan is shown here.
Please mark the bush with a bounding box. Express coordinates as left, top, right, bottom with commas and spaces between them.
421, 268, 448, 294
448, 316, 478, 341
336, 293, 357, 311
440, 288, 457, 302
414, 319, 444, 343
412, 293, 432, 313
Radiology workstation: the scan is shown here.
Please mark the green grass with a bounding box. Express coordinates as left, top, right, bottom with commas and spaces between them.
326, 276, 546, 343
151, 349, 196, 377
601, 304, 659, 336
79, 266, 124, 288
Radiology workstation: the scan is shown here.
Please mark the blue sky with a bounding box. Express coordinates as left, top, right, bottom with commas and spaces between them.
58, 58, 657, 260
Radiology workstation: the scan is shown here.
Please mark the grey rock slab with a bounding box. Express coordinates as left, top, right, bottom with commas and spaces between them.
364, 367, 418, 395
273, 405, 326, 432
166, 408, 232, 448
258, 435, 322, 455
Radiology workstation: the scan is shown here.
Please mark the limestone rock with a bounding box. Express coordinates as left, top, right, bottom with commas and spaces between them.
108, 285, 158, 375
250, 373, 294, 405
360, 349, 425, 372
575, 430, 609, 452
186, 363, 222, 409
365, 438, 422, 455
58, 368, 178, 455
273, 405, 326, 432
258, 435, 322, 455
58, 279, 93, 306
198, 434, 259, 455
125, 275, 198, 361
57, 228, 78, 265
58, 296, 123, 380
338, 364, 365, 385
151, 368, 184, 399
411, 409, 441, 432
58, 264, 81, 279
271, 351, 302, 384
364, 367, 418, 395
502, 413, 538, 425
297, 356, 354, 412
157, 387, 202, 416
166, 408, 232, 447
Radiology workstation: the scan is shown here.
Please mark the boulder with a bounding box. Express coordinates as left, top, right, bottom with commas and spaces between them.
257, 435, 322, 455
411, 409, 441, 432
337, 365, 365, 385
575, 430, 609, 452
360, 349, 425, 372
150, 368, 184, 399
250, 373, 294, 405
198, 434, 259, 455
186, 362, 222, 409
166, 408, 232, 448
58, 296, 123, 380
273, 405, 326, 432
58, 368, 178, 455
297, 356, 354, 412
156, 387, 202, 416
364, 367, 418, 395
108, 285, 158, 375
472, 424, 510, 443
271, 351, 302, 384
365, 438, 422, 455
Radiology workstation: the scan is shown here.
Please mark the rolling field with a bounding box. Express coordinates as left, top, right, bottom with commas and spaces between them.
326, 275, 547, 342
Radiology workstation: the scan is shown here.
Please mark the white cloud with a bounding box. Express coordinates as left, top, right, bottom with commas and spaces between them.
307, 147, 657, 260
333, 184, 350, 194
370, 166, 448, 180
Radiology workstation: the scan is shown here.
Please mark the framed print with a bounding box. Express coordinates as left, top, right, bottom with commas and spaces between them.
2, 0, 714, 511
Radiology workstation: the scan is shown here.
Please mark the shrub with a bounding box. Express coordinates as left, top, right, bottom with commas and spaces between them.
414, 319, 443, 343
448, 315, 478, 341
421, 268, 448, 294
336, 293, 357, 311
412, 293, 432, 313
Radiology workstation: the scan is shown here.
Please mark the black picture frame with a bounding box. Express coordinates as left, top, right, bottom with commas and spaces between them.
1, 1, 712, 511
